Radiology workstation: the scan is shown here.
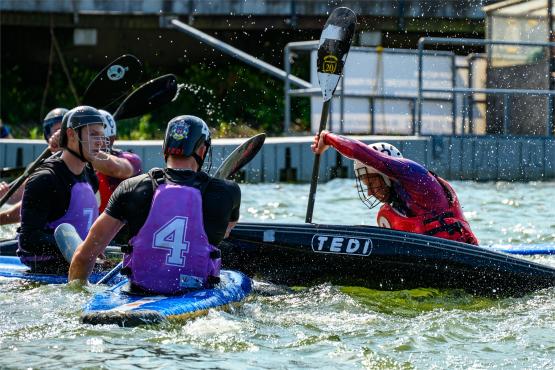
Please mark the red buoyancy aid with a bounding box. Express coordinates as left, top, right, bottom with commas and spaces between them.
97, 171, 113, 213
97, 150, 142, 213
376, 175, 479, 245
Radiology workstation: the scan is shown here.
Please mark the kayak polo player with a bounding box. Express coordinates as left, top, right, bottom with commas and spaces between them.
69, 115, 241, 295
311, 130, 478, 245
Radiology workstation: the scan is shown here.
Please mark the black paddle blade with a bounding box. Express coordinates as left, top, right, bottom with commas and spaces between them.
317, 7, 356, 102
113, 74, 178, 121
0, 166, 25, 179
213, 133, 266, 180
82, 54, 143, 109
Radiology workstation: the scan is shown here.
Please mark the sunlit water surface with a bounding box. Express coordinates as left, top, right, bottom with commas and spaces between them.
1, 180, 555, 368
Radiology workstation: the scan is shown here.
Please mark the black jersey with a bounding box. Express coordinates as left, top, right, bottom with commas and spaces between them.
105, 168, 241, 246
18, 156, 98, 261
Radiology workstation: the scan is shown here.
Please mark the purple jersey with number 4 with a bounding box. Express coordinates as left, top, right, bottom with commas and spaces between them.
124, 182, 221, 295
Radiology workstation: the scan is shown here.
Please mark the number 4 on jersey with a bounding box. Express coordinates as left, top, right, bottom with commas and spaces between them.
153, 216, 190, 266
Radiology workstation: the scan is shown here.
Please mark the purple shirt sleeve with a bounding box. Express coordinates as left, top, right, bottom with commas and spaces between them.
324, 133, 449, 215
120, 151, 142, 176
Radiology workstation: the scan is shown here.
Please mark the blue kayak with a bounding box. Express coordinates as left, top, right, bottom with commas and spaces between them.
81, 270, 252, 326
490, 243, 555, 255
0, 256, 120, 285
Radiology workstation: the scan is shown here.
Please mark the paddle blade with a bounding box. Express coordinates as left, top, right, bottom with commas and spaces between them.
82, 54, 143, 109
317, 7, 356, 102
113, 74, 178, 121
213, 133, 266, 180
54, 223, 84, 263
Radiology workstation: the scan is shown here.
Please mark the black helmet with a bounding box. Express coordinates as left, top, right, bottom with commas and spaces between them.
43, 108, 68, 141
163, 115, 211, 168
59, 106, 105, 148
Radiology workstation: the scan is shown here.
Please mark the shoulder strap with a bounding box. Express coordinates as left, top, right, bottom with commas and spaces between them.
147, 168, 166, 191
193, 171, 212, 196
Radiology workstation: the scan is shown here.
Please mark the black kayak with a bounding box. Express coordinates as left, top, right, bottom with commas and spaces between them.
223, 222, 555, 297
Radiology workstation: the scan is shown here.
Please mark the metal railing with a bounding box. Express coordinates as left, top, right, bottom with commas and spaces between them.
417, 37, 555, 137
284, 43, 455, 135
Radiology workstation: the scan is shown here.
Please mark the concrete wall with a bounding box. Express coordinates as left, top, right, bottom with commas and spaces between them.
2, 136, 555, 182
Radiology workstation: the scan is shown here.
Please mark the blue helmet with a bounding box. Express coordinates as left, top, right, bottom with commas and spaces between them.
43, 108, 68, 141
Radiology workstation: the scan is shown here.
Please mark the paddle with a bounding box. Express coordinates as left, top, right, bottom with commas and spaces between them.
112, 74, 178, 120
0, 150, 53, 207
96, 133, 267, 285
0, 166, 25, 180
304, 7, 356, 223
54, 223, 84, 262
82, 54, 143, 110
212, 133, 266, 179
0, 56, 144, 208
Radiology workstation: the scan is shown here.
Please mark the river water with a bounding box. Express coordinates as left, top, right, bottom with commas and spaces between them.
1, 180, 554, 368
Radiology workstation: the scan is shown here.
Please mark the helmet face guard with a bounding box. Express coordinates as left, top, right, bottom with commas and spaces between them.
60, 106, 110, 162
355, 167, 385, 210
76, 131, 111, 161
353, 141, 403, 209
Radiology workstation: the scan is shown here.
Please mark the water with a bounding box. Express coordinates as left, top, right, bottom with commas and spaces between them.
1, 180, 555, 368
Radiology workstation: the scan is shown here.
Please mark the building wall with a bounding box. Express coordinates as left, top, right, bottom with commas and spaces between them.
486, 60, 551, 135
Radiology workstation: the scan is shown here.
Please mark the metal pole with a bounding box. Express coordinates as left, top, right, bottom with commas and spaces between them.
451, 54, 457, 135
547, 94, 553, 136
417, 38, 424, 136
468, 55, 475, 134
284, 45, 291, 133
340, 71, 345, 134
370, 97, 375, 134
171, 19, 311, 89
548, 0, 554, 136
503, 94, 510, 135
410, 98, 416, 135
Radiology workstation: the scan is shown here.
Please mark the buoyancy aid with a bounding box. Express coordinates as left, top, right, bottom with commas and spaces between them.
97, 149, 141, 213
376, 174, 479, 245
18, 181, 98, 267
46, 181, 99, 240
97, 167, 115, 213
121, 169, 221, 295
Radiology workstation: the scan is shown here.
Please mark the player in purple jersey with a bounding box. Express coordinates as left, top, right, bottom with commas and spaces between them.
69, 115, 241, 294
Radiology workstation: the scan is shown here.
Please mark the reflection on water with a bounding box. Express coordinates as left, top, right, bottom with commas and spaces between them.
1, 180, 555, 368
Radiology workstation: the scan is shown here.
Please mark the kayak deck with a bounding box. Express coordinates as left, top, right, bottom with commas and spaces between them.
0, 256, 119, 285
82, 270, 252, 327
224, 222, 555, 297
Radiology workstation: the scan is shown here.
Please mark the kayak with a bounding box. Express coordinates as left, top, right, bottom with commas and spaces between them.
0, 238, 122, 258
223, 222, 555, 297
0, 255, 121, 285
490, 243, 555, 255
81, 270, 252, 327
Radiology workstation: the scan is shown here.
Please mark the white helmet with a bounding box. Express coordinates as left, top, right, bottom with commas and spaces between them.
99, 109, 117, 138
353, 142, 403, 209
353, 142, 403, 186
